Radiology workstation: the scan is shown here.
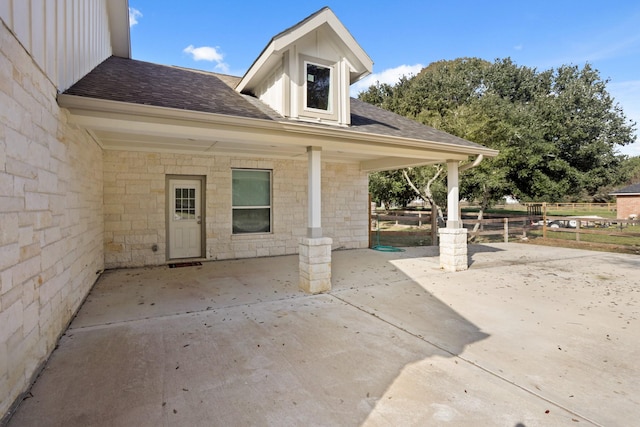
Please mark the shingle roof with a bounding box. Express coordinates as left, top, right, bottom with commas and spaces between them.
64, 57, 272, 120
348, 98, 481, 148
611, 183, 640, 195
63, 56, 486, 150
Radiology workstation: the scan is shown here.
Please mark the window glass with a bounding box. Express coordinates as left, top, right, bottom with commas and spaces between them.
232, 169, 271, 234
174, 186, 196, 220
306, 63, 331, 111
232, 208, 270, 234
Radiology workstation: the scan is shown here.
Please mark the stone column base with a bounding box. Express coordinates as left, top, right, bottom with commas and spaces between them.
299, 237, 333, 293
439, 227, 468, 272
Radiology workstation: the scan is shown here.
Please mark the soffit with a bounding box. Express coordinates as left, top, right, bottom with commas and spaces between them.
60, 56, 497, 171
59, 94, 493, 171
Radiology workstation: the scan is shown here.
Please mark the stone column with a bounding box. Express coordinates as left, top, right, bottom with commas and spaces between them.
299, 147, 332, 292
299, 237, 332, 293
439, 227, 468, 272
439, 160, 468, 271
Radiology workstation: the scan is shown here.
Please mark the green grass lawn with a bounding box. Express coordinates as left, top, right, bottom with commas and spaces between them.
373, 205, 638, 254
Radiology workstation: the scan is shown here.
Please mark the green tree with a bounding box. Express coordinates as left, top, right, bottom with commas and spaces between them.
368, 170, 414, 208
360, 58, 637, 206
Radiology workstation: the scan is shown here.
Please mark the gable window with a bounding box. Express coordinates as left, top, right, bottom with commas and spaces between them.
232, 169, 271, 234
306, 62, 331, 111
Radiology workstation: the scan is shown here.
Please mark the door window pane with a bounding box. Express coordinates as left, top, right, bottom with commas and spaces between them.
174, 186, 196, 220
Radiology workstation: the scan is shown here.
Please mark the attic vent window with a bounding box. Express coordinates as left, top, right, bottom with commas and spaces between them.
306, 63, 331, 111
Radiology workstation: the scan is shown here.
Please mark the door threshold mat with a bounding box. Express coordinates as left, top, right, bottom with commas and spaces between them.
168, 262, 202, 268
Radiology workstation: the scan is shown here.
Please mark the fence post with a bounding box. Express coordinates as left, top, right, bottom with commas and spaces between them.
431, 209, 438, 246
418, 211, 422, 227
542, 202, 547, 238
576, 220, 581, 242
504, 217, 509, 243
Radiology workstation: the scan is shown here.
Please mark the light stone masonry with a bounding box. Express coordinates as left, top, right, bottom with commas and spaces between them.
0, 23, 104, 418
299, 237, 333, 293
439, 227, 469, 272
103, 153, 369, 268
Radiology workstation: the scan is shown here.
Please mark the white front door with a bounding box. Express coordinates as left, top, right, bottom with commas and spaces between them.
168, 179, 202, 259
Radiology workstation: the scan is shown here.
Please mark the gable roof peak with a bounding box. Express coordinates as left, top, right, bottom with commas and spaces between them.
236, 7, 372, 94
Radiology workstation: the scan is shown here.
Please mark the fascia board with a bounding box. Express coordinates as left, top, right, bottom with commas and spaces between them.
274, 11, 372, 73
58, 94, 498, 159
237, 8, 373, 93
279, 121, 499, 157
360, 157, 444, 172
236, 40, 276, 93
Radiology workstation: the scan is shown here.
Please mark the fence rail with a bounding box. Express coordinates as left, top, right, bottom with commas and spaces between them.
371, 210, 640, 247
524, 202, 616, 212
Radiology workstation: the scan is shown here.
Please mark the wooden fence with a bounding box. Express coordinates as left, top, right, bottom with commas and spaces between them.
539, 217, 640, 242
371, 210, 640, 246
524, 202, 616, 212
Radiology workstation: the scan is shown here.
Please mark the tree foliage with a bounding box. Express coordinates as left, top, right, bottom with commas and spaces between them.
362, 58, 637, 206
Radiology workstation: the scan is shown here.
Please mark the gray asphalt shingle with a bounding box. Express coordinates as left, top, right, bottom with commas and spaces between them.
63, 56, 486, 149
611, 182, 640, 195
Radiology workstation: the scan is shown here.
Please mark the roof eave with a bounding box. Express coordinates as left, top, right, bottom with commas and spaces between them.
57, 94, 496, 160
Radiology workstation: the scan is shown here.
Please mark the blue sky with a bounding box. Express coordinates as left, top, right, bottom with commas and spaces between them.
128, 1, 640, 156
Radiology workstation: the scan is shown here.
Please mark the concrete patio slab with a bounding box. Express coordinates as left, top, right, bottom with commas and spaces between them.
6, 243, 640, 426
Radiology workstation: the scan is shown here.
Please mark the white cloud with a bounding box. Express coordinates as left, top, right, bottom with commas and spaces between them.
129, 8, 142, 27
183, 45, 230, 73
350, 64, 424, 97
514, 44, 523, 51
183, 45, 223, 62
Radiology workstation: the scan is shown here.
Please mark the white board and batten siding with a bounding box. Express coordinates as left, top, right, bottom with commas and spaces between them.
0, 0, 129, 92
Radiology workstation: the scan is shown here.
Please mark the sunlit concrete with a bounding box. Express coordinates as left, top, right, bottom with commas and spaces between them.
6, 244, 640, 426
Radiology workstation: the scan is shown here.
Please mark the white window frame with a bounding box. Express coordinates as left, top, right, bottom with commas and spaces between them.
299, 55, 338, 122
304, 61, 333, 113
231, 169, 272, 235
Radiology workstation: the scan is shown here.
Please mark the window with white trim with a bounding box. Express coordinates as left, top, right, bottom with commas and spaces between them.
232, 169, 272, 234
305, 62, 332, 111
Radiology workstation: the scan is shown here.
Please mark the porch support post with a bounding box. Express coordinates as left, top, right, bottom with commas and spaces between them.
307, 146, 322, 238
299, 146, 332, 293
439, 160, 468, 272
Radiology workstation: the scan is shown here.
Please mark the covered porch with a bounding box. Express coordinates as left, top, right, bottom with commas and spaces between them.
60, 88, 497, 293
7, 244, 640, 426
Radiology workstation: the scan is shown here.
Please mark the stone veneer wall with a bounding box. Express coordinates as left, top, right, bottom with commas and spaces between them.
103, 151, 369, 268
0, 23, 104, 418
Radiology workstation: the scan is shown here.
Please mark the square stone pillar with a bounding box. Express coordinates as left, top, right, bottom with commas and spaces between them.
439, 227, 468, 272
299, 237, 332, 293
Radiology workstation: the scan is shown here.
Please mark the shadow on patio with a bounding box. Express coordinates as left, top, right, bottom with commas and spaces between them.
10, 243, 638, 425
8, 247, 489, 426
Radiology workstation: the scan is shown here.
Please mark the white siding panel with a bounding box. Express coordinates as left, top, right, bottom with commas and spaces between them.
0, 1, 13, 27
45, 0, 57, 82
31, 0, 45, 68
3, 0, 115, 92
258, 65, 285, 116
72, 0, 79, 86
57, 0, 66, 90
12, 1, 30, 52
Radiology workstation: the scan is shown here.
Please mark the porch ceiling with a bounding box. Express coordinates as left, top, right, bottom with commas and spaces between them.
59, 95, 494, 172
